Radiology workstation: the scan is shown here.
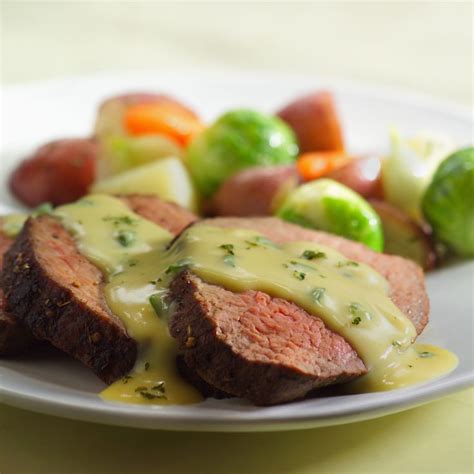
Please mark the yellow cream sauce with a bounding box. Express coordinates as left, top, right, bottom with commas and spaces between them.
1, 214, 27, 237
54, 194, 457, 405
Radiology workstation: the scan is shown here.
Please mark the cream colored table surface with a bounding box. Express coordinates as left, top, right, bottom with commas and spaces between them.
1, 2, 473, 473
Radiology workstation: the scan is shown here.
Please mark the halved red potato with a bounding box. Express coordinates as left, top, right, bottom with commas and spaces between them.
208, 165, 299, 217
328, 155, 383, 198
276, 91, 344, 153
369, 199, 437, 270
9, 138, 98, 207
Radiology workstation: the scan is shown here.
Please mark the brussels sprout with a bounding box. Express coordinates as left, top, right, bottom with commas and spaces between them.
382, 130, 455, 222
276, 179, 384, 251
422, 147, 474, 257
186, 109, 298, 197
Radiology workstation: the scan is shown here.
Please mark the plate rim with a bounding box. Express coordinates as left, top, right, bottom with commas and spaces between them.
1, 72, 473, 431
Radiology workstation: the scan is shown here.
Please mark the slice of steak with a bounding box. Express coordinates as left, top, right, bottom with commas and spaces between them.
1, 196, 197, 383
168, 217, 430, 405
0, 227, 32, 355
169, 272, 366, 405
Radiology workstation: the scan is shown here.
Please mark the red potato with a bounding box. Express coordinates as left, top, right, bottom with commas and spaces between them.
277, 91, 344, 153
327, 155, 383, 198
369, 199, 437, 270
208, 165, 299, 217
9, 138, 98, 207
94, 92, 199, 139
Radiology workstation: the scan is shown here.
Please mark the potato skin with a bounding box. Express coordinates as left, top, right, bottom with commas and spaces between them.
208, 165, 299, 217
277, 91, 344, 153
9, 138, 98, 207
328, 155, 383, 198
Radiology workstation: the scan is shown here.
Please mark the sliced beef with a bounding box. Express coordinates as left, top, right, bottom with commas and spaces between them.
168, 217, 429, 405
0, 227, 32, 355
120, 194, 198, 235
1, 196, 197, 382
169, 272, 366, 405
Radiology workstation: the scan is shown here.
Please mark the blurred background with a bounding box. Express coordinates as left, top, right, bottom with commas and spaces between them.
2, 1, 473, 105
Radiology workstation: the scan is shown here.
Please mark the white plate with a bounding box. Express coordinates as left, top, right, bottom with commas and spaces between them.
0, 72, 473, 432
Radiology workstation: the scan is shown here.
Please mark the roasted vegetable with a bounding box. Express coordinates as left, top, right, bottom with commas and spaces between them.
94, 93, 201, 178
297, 151, 351, 181
422, 147, 474, 257
382, 130, 455, 222
328, 155, 383, 198
98, 135, 182, 177
92, 156, 198, 211
94, 92, 198, 141
9, 138, 97, 207
124, 102, 203, 145
370, 199, 436, 270
276, 179, 383, 251
186, 109, 298, 197
277, 91, 344, 153
209, 165, 298, 216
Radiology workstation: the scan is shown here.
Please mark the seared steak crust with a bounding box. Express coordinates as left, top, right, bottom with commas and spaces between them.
0, 227, 32, 355
2, 216, 136, 383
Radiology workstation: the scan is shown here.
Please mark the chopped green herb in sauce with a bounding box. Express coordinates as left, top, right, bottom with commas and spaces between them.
293, 270, 306, 280
139, 390, 167, 400
337, 260, 360, 268
165, 258, 193, 274
349, 303, 372, 324
419, 351, 435, 358
223, 254, 236, 267
103, 215, 137, 226
135, 380, 167, 400
311, 287, 326, 303
116, 230, 136, 247
219, 244, 235, 255
245, 235, 279, 249
149, 293, 169, 317
301, 250, 326, 260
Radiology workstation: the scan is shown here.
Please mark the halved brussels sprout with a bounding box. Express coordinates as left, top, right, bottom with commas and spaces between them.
276, 179, 383, 251
186, 109, 299, 197
422, 147, 474, 257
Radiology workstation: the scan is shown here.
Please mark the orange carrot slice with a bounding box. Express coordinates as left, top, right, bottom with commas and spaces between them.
297, 151, 351, 181
124, 102, 204, 146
